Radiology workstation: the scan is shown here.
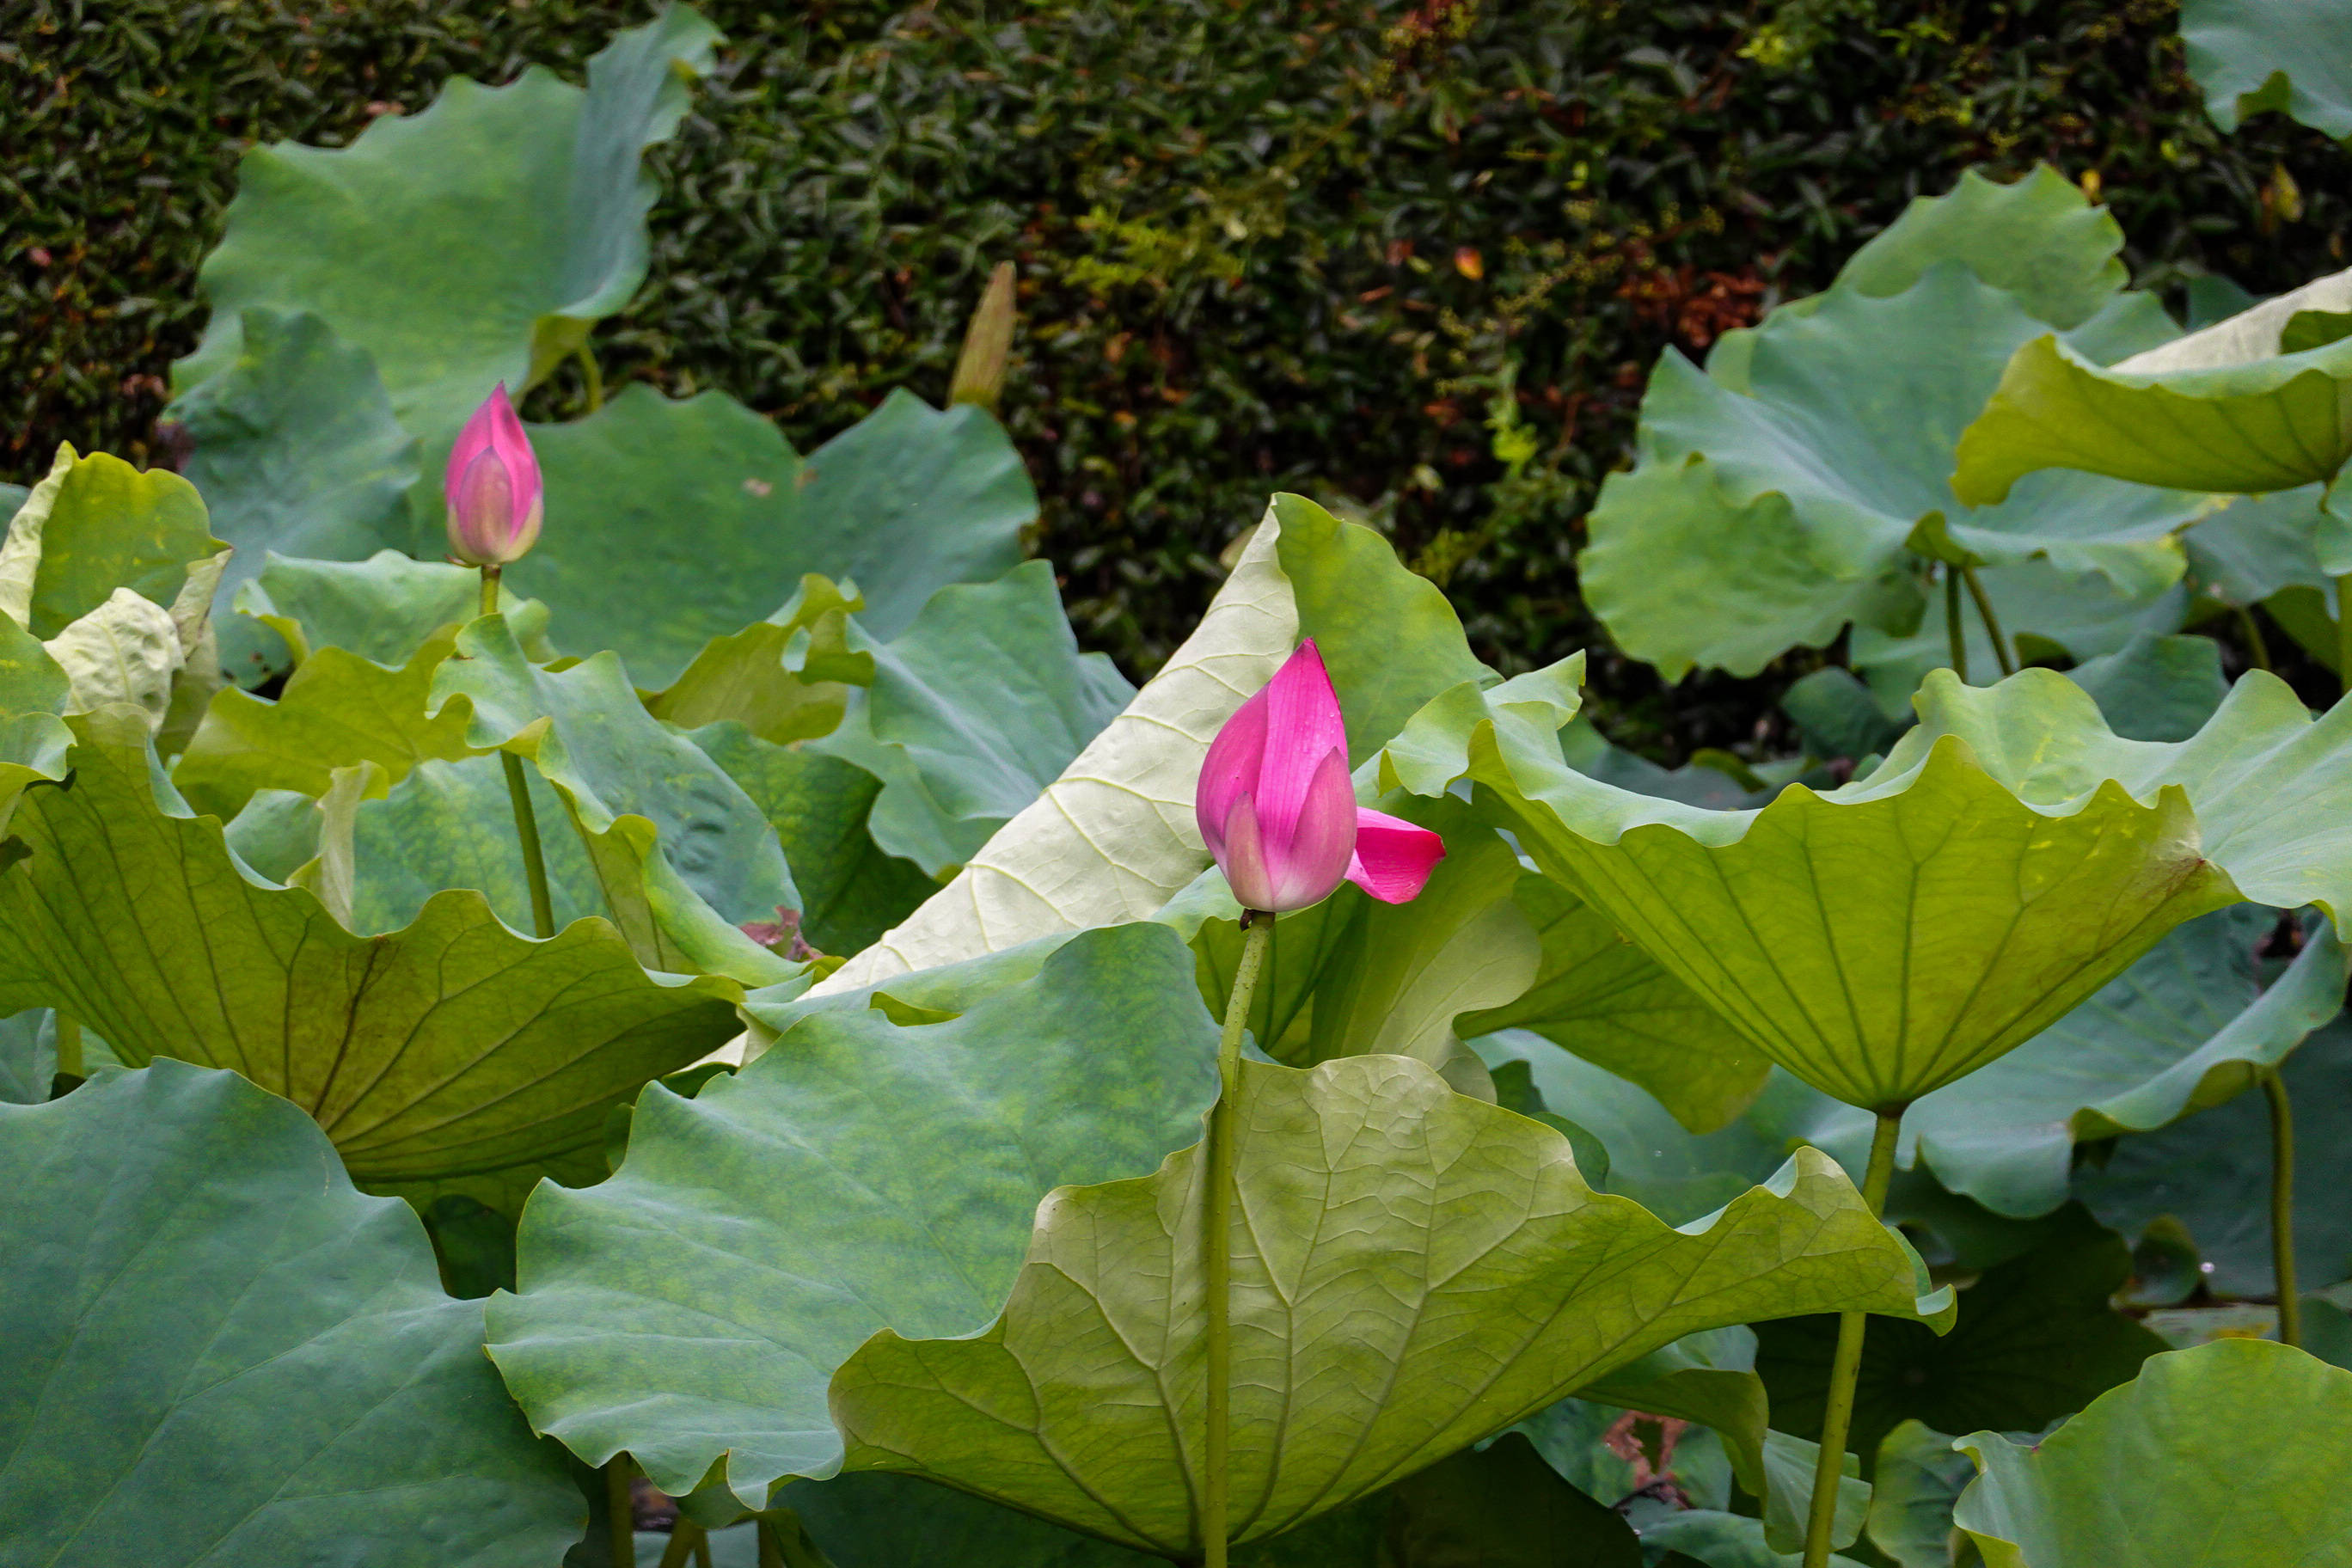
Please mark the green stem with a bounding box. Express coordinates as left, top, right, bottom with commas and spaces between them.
577, 345, 605, 415
1802, 1109, 1903, 1568
758, 1518, 784, 1568
694, 1534, 713, 1568
757, 1513, 835, 1568
1944, 567, 1969, 684
2337, 574, 2352, 702
2262, 1065, 2301, 1348
605, 1458, 634, 1568
1959, 564, 2014, 677
482, 566, 557, 940
53, 1014, 82, 1082
2236, 605, 2274, 674
1203, 912, 1276, 1568
655, 1521, 704, 1568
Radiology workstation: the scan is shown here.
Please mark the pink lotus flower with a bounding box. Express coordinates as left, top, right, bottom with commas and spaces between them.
444, 384, 543, 567
1196, 640, 1445, 913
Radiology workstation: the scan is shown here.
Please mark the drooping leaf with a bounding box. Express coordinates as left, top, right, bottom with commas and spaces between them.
802, 498, 1289, 989
643, 576, 867, 746
234, 547, 550, 670
433, 615, 799, 981
0, 1059, 579, 1565
0, 1008, 53, 1106
1270, 493, 1492, 762
518, 386, 1034, 684
172, 627, 479, 818
689, 720, 936, 959
483, 923, 1223, 1508
0, 444, 223, 640
174, 8, 720, 462
1582, 260, 2195, 681
1953, 266, 2352, 505
1833, 165, 2129, 331
0, 722, 743, 1211
812, 560, 1134, 876
825, 1053, 1951, 1555
1461, 873, 1773, 1135
1754, 1207, 2164, 1470
1951, 1340, 2352, 1566
2074, 1014, 2352, 1295
171, 308, 421, 665
1896, 904, 2347, 1217
342, 752, 609, 936
2181, 0, 2352, 138
1865, 1421, 1980, 1568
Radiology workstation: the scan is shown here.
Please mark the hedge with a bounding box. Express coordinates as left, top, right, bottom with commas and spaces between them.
5, 0, 2348, 756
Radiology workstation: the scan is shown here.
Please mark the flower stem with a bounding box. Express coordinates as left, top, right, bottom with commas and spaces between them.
2337, 574, 2352, 702
576, 345, 605, 415
2262, 1065, 2301, 1348
1944, 567, 1969, 684
52, 1014, 81, 1085
605, 1457, 634, 1568
654, 1520, 704, 1568
2236, 605, 2274, 674
1960, 564, 2014, 677
1202, 911, 1276, 1568
481, 566, 557, 940
1801, 1109, 1903, 1568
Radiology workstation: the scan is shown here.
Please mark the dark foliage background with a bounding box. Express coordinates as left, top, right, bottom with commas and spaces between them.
6, 0, 2347, 756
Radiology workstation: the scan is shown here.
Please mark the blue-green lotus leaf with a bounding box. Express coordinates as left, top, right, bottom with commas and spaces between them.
0, 1059, 579, 1565
2183, 0, 2352, 138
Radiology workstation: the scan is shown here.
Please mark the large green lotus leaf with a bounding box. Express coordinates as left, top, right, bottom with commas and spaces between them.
172, 309, 420, 660
1849, 558, 2188, 717
1861, 667, 2352, 922
172, 626, 479, 818
0, 444, 224, 640
1896, 904, 2348, 1217
0, 1008, 50, 1105
826, 1052, 1951, 1556
645, 576, 868, 747
0, 617, 73, 816
2061, 631, 2229, 744
484, 922, 1222, 1508
234, 547, 550, 671
2182, 0, 2352, 137
344, 753, 609, 937
0, 723, 742, 1211
1462, 873, 1773, 1136
0, 1059, 579, 1565
434, 615, 799, 981
2074, 1014, 2352, 1295
1755, 1207, 2164, 1472
174, 9, 719, 461
518, 386, 1034, 685
1951, 1339, 2352, 1566
814, 495, 1485, 989
1582, 263, 2198, 680
812, 560, 1133, 876
1463, 724, 2238, 1110
1834, 165, 2128, 332
689, 720, 937, 959
1952, 267, 2352, 504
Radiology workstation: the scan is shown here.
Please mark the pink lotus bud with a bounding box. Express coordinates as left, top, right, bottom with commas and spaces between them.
1196, 640, 1445, 913
444, 383, 544, 567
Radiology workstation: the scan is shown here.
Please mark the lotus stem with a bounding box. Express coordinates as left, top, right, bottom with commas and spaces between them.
758, 1512, 835, 1568
577, 345, 605, 415
606, 1457, 634, 1568
1802, 1108, 1903, 1568
52, 1014, 81, 1090
1203, 911, 1276, 1568
2337, 575, 2352, 702
1944, 568, 1968, 684
2262, 1066, 2301, 1348
481, 566, 558, 940
654, 1520, 703, 1568
1959, 565, 2014, 677
2236, 605, 2273, 674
